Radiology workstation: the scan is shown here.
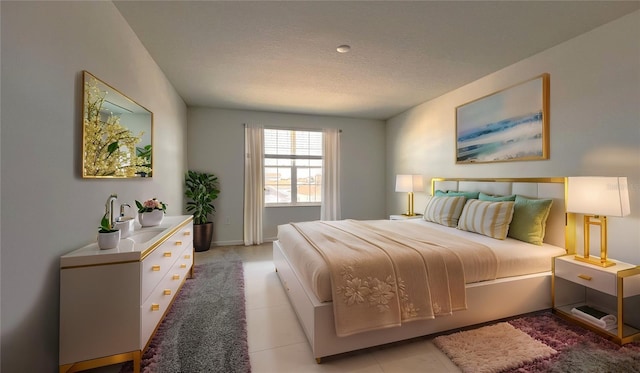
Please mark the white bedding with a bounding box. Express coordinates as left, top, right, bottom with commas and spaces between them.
277, 218, 566, 303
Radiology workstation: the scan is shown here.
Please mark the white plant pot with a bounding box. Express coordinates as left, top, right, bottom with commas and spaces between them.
97, 230, 120, 250
115, 218, 135, 238
138, 210, 164, 227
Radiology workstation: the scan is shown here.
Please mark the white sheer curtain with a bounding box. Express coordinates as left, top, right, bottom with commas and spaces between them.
243, 124, 264, 245
321, 128, 341, 221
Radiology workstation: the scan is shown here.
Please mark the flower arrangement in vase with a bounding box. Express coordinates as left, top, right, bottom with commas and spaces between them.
97, 213, 120, 250
135, 198, 167, 227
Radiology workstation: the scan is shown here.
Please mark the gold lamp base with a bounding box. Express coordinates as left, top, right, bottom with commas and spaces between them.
574, 255, 616, 268
574, 215, 616, 268
403, 192, 416, 216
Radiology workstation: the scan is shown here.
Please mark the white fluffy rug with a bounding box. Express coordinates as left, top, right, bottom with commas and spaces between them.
434, 322, 557, 373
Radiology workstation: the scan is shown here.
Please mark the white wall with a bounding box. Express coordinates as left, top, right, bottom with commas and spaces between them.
0, 2, 187, 371
386, 11, 640, 264
187, 108, 386, 244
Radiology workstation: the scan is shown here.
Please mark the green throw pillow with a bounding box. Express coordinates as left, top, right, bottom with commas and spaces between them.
446, 190, 480, 199
479, 192, 516, 202
508, 195, 553, 245
434, 190, 448, 197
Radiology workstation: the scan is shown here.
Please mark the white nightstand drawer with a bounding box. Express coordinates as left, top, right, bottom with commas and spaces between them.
555, 258, 617, 296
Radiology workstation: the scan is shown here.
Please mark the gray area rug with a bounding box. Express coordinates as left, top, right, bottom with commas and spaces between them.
122, 257, 251, 373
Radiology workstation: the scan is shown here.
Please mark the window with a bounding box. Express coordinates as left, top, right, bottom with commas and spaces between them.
264, 128, 322, 206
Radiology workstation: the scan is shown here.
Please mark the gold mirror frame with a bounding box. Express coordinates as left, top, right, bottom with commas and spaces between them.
82, 71, 153, 178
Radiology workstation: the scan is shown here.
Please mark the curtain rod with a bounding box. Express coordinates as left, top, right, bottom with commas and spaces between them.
244, 123, 341, 132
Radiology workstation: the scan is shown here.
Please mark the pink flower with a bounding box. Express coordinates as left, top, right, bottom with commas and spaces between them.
136, 198, 167, 213
143, 199, 157, 209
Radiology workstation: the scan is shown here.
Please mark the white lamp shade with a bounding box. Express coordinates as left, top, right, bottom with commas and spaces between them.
395, 174, 424, 193
567, 176, 630, 217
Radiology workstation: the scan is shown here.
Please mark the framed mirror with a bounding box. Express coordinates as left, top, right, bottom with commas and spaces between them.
82, 71, 153, 178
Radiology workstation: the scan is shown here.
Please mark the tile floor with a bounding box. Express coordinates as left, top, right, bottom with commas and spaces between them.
88, 243, 461, 373
206, 243, 461, 373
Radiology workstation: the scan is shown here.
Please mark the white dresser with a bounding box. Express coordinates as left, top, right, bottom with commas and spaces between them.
59, 215, 194, 373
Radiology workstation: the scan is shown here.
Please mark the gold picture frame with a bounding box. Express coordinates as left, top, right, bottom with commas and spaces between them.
455, 73, 550, 164
82, 71, 153, 178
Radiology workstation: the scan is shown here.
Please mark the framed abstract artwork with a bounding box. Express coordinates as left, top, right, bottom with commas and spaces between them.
455, 73, 550, 163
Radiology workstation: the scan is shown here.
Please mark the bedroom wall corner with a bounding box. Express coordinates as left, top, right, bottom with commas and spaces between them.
1, 2, 188, 371
385, 10, 640, 264
187, 107, 386, 243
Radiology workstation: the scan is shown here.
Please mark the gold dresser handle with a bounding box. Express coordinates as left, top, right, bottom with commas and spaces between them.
184, 231, 191, 236
163, 289, 172, 296
152, 265, 161, 272
172, 274, 180, 280
578, 274, 592, 281
151, 304, 160, 311
180, 263, 187, 269
163, 251, 172, 257
184, 254, 191, 259
175, 241, 183, 246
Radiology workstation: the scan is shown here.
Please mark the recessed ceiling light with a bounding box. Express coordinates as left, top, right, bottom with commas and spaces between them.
336, 45, 351, 53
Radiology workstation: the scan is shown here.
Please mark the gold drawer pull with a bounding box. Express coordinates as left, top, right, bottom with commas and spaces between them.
151, 304, 160, 311
184, 231, 191, 236
163, 251, 172, 257
180, 263, 187, 269
152, 265, 161, 272
172, 274, 180, 280
578, 274, 592, 281
175, 240, 183, 246
184, 254, 191, 259
163, 289, 172, 296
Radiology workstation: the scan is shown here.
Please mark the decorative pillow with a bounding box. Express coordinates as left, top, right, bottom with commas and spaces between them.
479, 192, 516, 202
508, 195, 553, 245
434, 190, 448, 197
447, 190, 480, 199
423, 196, 467, 227
457, 199, 515, 240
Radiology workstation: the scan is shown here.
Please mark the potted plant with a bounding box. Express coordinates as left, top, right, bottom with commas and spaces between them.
185, 170, 220, 252
135, 198, 167, 227
98, 212, 120, 250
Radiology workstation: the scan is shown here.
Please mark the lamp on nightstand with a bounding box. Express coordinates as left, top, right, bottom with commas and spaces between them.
567, 176, 630, 267
395, 174, 424, 216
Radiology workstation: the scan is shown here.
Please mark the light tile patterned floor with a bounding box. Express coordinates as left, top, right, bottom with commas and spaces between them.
201, 243, 461, 373
88, 243, 461, 373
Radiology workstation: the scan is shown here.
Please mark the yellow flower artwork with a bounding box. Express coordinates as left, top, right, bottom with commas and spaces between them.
83, 76, 151, 177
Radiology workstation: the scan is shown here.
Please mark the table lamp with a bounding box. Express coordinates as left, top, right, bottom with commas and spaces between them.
567, 176, 630, 267
395, 174, 424, 216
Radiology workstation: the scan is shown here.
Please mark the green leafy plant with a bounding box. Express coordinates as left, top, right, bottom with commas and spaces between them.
185, 170, 220, 225
99, 213, 118, 233
135, 198, 167, 213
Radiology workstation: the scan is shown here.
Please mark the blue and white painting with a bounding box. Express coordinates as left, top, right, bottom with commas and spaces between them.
456, 75, 548, 163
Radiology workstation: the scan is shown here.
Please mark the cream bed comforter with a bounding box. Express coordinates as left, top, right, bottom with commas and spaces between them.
290, 219, 498, 336
279, 219, 566, 337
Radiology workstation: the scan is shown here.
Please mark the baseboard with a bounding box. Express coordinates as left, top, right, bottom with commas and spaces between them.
211, 238, 275, 247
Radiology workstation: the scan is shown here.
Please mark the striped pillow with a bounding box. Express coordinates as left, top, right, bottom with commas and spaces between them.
457, 199, 515, 239
423, 196, 467, 227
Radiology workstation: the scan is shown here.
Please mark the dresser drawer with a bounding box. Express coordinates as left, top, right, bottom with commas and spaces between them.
141, 225, 192, 302
555, 258, 617, 296
140, 248, 193, 347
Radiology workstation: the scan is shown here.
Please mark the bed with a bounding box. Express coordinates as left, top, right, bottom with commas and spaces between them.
273, 177, 573, 362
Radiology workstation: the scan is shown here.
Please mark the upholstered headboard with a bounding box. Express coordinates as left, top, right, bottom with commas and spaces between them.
431, 177, 571, 251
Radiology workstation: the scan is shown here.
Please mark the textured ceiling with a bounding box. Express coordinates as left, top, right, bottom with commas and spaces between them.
114, 1, 640, 120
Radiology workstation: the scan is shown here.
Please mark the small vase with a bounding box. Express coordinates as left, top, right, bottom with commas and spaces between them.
97, 230, 120, 250
138, 210, 164, 227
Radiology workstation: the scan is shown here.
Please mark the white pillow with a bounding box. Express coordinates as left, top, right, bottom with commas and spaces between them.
423, 196, 467, 227
457, 199, 515, 240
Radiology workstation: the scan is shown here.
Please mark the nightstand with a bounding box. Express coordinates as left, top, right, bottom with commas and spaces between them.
390, 214, 423, 220
553, 255, 640, 344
